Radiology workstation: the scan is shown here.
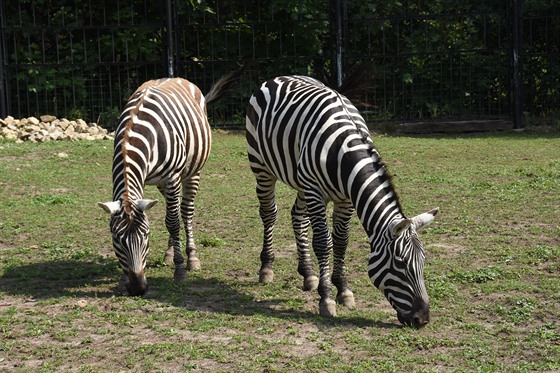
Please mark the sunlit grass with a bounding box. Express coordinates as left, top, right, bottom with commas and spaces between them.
0, 129, 559, 372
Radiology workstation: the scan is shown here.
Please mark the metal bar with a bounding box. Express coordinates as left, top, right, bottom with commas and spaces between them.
512, 0, 524, 130
334, 0, 343, 87
165, 0, 174, 77
0, 0, 7, 118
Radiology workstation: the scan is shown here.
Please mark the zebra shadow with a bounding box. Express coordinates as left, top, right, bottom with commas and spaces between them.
0, 258, 119, 299
145, 272, 400, 330
0, 259, 399, 329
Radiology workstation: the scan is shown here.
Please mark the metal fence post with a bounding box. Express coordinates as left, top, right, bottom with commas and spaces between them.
0, 0, 7, 119
512, 0, 524, 130
165, 0, 174, 78
332, 0, 344, 88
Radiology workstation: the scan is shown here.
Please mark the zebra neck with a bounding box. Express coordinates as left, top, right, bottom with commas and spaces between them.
347, 157, 403, 244
111, 131, 148, 210
112, 168, 146, 213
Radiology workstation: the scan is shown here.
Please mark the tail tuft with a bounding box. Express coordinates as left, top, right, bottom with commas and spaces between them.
205, 64, 249, 105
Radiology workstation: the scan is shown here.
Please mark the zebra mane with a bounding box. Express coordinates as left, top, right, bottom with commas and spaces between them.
118, 100, 143, 219
369, 146, 405, 218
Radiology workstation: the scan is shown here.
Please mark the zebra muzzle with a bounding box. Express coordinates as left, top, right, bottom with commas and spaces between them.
397, 298, 430, 328
126, 270, 148, 296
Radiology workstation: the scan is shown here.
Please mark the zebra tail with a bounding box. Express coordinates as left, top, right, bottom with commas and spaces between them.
336, 59, 375, 107
204, 64, 248, 105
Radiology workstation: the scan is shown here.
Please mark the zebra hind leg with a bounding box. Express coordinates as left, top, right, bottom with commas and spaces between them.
181, 175, 202, 271
331, 202, 355, 309
291, 191, 319, 291
255, 175, 278, 284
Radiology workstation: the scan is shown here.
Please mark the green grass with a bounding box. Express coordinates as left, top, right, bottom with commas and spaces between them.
0, 129, 559, 372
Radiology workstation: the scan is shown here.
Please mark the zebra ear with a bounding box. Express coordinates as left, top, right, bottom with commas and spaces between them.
98, 201, 122, 215
411, 207, 440, 231
388, 218, 412, 239
137, 199, 158, 212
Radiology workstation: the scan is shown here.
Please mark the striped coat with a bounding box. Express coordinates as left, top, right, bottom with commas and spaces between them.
246, 76, 438, 327
99, 70, 242, 296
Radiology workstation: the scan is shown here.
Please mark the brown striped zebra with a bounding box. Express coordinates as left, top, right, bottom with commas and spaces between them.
246, 75, 438, 327
99, 69, 242, 296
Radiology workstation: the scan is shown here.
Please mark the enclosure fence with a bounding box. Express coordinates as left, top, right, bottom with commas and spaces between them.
0, 0, 558, 129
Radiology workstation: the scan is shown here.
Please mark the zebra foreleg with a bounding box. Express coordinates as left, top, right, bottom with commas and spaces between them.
256, 176, 278, 284
331, 202, 355, 309
159, 183, 188, 283
291, 192, 319, 291
181, 175, 201, 271
307, 194, 337, 317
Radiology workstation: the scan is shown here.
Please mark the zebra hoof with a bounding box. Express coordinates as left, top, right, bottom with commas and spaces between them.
303, 275, 319, 291
319, 299, 337, 317
336, 289, 355, 309
259, 267, 274, 283
163, 248, 174, 266
187, 258, 201, 271
173, 267, 188, 284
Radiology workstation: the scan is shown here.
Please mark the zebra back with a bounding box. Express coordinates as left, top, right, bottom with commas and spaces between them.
247, 75, 399, 224
112, 78, 211, 213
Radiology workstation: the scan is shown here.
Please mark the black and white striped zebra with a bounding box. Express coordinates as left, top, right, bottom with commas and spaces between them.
246, 75, 439, 328
98, 69, 242, 296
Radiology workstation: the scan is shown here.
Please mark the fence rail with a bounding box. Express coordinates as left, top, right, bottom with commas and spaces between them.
1, 0, 558, 130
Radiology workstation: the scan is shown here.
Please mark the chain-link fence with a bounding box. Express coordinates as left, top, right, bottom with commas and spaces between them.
1, 1, 558, 129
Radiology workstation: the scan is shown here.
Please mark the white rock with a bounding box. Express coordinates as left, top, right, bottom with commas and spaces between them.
1, 116, 111, 142
28, 116, 40, 125
40, 115, 57, 122
5, 132, 18, 141
50, 131, 62, 140
56, 120, 69, 130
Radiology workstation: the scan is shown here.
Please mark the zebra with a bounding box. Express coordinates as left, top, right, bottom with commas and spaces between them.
98, 68, 243, 296
245, 75, 439, 328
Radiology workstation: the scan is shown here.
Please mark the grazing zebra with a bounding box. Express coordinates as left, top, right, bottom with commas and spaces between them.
246, 75, 439, 328
98, 69, 242, 296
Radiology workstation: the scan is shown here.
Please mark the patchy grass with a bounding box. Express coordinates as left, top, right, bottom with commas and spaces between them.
0, 129, 559, 372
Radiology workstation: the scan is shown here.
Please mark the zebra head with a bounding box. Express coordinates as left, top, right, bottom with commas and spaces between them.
98, 199, 158, 296
369, 208, 439, 328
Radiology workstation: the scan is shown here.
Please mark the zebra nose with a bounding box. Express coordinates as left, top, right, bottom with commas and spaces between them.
126, 270, 148, 296
410, 299, 430, 328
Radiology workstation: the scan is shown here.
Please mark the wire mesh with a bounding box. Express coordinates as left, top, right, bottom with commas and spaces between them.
0, 0, 558, 127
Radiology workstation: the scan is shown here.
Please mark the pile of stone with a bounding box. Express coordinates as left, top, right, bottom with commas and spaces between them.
0, 115, 114, 142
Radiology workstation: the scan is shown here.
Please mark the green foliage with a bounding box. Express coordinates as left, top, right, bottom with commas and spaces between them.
5, 0, 164, 124
5, 0, 559, 124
